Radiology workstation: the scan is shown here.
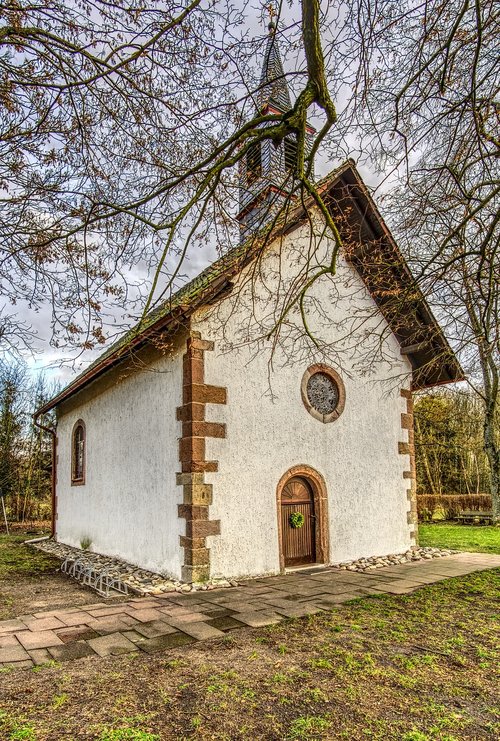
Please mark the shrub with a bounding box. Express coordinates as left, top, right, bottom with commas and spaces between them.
417, 494, 492, 522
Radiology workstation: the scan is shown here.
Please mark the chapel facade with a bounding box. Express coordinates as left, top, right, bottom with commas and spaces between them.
36, 26, 462, 582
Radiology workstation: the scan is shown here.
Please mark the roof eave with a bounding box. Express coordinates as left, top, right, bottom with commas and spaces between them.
324, 165, 464, 389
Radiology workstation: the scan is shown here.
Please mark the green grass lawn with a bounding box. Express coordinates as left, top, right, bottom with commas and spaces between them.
0, 532, 57, 578
418, 522, 500, 554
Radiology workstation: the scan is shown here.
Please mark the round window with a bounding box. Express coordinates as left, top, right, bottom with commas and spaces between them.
306, 372, 339, 415
301, 365, 345, 423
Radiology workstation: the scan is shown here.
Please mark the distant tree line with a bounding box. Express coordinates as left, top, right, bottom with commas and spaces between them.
414, 389, 498, 497
0, 362, 56, 522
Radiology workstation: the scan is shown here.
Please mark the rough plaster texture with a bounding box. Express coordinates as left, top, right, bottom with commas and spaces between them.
192, 223, 414, 579
55, 348, 184, 578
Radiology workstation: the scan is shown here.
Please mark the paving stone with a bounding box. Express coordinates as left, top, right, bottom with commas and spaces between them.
136, 632, 196, 654
378, 583, 419, 595
161, 611, 210, 624
199, 595, 236, 606
351, 587, 388, 596
55, 626, 99, 643
118, 613, 141, 627
233, 611, 282, 627
0, 619, 28, 634
371, 567, 412, 575
28, 648, 53, 665
16, 630, 63, 650
185, 604, 223, 615
157, 605, 195, 616
0, 644, 31, 662
57, 611, 94, 627
176, 622, 225, 640
369, 573, 441, 585
238, 586, 277, 594
426, 566, 482, 577
315, 584, 363, 595
0, 634, 20, 648
127, 599, 161, 610
259, 590, 296, 601
0, 659, 34, 669
48, 641, 97, 662
122, 630, 147, 644
85, 617, 135, 635
206, 616, 246, 632
21, 616, 66, 632
154, 593, 179, 601
86, 606, 130, 618
133, 621, 178, 639
87, 632, 138, 657
159, 606, 232, 620
293, 600, 326, 612
261, 597, 299, 609
125, 608, 163, 623
200, 607, 236, 619
34, 607, 83, 619
219, 601, 262, 613
381, 579, 424, 588
315, 593, 363, 607
273, 604, 323, 618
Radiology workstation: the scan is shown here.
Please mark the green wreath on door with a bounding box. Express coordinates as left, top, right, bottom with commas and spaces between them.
289, 512, 305, 529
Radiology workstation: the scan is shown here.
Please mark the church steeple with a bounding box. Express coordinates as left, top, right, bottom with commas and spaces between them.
259, 21, 292, 113
237, 22, 315, 240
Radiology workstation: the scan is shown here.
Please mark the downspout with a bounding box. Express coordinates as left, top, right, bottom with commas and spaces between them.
33, 413, 57, 539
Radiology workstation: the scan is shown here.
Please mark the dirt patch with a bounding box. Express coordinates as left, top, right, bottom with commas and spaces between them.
0, 530, 127, 620
0, 571, 125, 619
0, 569, 498, 740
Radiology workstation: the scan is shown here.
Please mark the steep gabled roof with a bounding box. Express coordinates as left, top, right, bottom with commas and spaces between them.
36, 161, 463, 416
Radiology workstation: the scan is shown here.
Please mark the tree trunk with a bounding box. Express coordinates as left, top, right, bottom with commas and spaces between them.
483, 402, 500, 523
415, 417, 439, 495
461, 261, 499, 523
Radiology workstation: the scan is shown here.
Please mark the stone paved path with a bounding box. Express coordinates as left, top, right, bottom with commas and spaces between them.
1, 552, 499, 670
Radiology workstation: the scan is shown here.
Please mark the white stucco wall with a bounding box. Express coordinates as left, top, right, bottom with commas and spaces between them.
55, 347, 184, 578
192, 223, 414, 579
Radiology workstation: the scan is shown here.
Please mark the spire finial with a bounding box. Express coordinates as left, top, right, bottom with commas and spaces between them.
266, 3, 276, 34
259, 3, 292, 113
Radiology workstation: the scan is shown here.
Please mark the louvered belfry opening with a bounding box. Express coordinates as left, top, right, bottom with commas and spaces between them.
246, 141, 262, 184
284, 136, 298, 174
280, 476, 316, 566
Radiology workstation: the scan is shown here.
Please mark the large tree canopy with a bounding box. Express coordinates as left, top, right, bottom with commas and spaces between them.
1, 0, 341, 355
1, 0, 497, 351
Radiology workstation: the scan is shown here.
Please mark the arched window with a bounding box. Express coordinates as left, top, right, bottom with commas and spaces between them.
71, 420, 86, 485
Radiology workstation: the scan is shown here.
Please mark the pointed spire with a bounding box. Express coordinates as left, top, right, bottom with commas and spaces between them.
258, 21, 292, 112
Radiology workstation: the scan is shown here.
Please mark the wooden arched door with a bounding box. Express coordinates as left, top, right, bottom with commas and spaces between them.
280, 476, 316, 566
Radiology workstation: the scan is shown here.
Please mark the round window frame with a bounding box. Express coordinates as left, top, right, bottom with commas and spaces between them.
301, 364, 346, 423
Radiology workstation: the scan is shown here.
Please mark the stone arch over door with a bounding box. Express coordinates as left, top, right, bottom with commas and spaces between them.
276, 465, 329, 571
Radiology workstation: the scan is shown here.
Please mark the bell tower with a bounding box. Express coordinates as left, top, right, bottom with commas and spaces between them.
237, 22, 315, 240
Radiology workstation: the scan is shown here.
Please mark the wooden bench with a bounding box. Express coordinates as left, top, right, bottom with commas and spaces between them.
456, 511, 493, 525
